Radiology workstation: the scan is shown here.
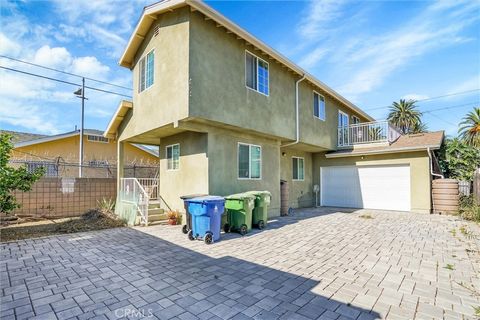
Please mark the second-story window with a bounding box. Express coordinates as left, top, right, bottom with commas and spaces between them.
245, 51, 269, 96
139, 50, 154, 93
352, 116, 360, 124
313, 92, 326, 121
338, 111, 349, 127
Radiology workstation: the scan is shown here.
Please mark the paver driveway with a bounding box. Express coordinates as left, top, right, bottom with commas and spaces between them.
1, 208, 479, 320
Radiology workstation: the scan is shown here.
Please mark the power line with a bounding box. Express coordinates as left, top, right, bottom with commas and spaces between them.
0, 65, 132, 99
422, 101, 478, 114
426, 112, 457, 127
364, 89, 480, 112
0, 55, 132, 91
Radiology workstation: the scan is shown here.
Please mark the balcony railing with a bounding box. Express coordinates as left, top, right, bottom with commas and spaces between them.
337, 120, 402, 147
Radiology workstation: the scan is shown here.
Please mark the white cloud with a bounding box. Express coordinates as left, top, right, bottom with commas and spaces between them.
297, 0, 347, 39
70, 56, 110, 79
33, 45, 73, 69
0, 32, 21, 56
0, 99, 62, 134
448, 75, 480, 94
298, 47, 328, 69
402, 94, 430, 101
294, 0, 480, 100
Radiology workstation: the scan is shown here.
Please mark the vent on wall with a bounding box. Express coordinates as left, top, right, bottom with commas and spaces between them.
153, 24, 160, 37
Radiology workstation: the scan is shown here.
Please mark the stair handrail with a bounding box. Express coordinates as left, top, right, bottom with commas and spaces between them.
119, 178, 149, 225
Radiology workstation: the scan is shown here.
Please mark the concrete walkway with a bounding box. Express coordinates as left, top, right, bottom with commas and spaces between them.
1, 208, 479, 320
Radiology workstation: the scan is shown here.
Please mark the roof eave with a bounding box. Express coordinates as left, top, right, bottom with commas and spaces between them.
104, 100, 133, 139
325, 144, 442, 158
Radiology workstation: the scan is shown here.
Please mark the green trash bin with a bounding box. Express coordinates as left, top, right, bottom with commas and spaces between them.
224, 193, 255, 235
245, 191, 271, 229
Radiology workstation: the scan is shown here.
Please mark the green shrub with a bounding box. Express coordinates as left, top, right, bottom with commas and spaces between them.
459, 195, 480, 222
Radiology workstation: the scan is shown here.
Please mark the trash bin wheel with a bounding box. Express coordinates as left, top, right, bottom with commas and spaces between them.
223, 223, 230, 233
182, 225, 188, 234
204, 232, 213, 245
239, 224, 248, 236
257, 220, 265, 230
187, 230, 195, 241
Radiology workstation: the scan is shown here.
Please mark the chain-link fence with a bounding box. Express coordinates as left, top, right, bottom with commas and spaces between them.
9, 160, 158, 179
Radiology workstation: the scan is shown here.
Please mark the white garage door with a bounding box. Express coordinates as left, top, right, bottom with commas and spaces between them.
320, 165, 411, 211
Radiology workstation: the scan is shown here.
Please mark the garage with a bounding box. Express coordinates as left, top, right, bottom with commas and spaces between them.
320, 165, 411, 211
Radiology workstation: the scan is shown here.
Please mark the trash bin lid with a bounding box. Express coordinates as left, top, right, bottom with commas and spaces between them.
225, 193, 256, 200
186, 195, 225, 204
180, 194, 208, 200
245, 191, 271, 197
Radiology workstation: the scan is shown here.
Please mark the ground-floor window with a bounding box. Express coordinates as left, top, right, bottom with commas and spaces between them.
238, 143, 261, 179
292, 157, 304, 180
166, 144, 180, 170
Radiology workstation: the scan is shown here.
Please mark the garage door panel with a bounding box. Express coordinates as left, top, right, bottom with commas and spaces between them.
321, 165, 410, 211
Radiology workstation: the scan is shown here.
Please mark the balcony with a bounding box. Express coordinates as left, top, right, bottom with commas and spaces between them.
337, 120, 402, 147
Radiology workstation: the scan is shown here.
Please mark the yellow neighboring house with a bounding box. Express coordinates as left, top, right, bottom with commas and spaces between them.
3, 129, 159, 178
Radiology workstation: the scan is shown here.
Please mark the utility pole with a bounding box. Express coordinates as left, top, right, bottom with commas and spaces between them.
74, 78, 86, 178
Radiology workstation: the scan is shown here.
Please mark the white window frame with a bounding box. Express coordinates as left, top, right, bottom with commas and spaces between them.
166, 143, 180, 171
87, 135, 109, 143
352, 115, 360, 124
237, 142, 262, 180
313, 91, 326, 121
338, 110, 349, 127
138, 48, 155, 93
292, 157, 305, 181
245, 50, 269, 97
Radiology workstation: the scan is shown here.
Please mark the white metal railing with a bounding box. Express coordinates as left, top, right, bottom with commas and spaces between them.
337, 120, 402, 147
119, 178, 149, 225
137, 178, 159, 200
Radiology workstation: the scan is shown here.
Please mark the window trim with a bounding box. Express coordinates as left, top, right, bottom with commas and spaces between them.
245, 50, 269, 97
166, 143, 180, 171
313, 91, 326, 121
138, 48, 155, 93
338, 110, 349, 127
237, 142, 262, 180
352, 115, 360, 124
292, 156, 305, 181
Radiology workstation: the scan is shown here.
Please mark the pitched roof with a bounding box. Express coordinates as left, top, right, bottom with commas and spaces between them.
119, 0, 374, 122
0, 130, 48, 144
6, 129, 159, 158
325, 131, 445, 158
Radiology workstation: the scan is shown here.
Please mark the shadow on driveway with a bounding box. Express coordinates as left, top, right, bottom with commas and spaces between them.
0, 227, 380, 320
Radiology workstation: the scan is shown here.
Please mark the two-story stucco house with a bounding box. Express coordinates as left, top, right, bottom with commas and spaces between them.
105, 0, 444, 225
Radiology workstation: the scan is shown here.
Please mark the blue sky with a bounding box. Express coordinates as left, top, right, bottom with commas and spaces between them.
0, 0, 479, 137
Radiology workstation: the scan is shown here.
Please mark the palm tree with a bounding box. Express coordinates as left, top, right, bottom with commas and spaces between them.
387, 99, 423, 134
411, 121, 428, 134
458, 107, 480, 147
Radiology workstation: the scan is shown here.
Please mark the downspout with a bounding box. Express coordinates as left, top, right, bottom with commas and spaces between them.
281, 74, 306, 147
428, 147, 444, 214
428, 147, 444, 179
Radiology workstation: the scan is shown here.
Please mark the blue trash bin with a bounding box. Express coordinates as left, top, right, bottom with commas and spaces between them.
185, 196, 225, 244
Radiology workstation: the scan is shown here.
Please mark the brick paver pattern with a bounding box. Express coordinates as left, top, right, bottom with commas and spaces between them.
1, 208, 479, 320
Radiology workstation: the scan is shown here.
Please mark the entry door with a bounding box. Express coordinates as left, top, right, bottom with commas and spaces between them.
320, 165, 411, 211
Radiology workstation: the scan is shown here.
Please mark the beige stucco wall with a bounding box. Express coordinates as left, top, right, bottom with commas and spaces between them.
205, 127, 281, 217
280, 149, 314, 209
189, 10, 368, 149
119, 7, 190, 141
312, 151, 432, 213
158, 131, 209, 211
